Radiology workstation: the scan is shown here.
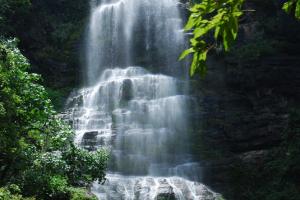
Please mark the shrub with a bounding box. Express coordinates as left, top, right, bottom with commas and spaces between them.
0, 39, 108, 199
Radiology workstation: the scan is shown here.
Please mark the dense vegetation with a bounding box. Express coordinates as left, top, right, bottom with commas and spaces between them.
0, 1, 108, 198
0, 39, 108, 199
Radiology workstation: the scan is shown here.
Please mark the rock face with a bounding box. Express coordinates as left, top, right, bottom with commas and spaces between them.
155, 179, 176, 200
191, 23, 300, 200
120, 79, 133, 103
192, 54, 299, 197
81, 131, 99, 151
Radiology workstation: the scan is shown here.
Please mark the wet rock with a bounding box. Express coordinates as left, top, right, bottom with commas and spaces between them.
156, 179, 176, 200
82, 131, 98, 140
81, 131, 98, 151
156, 193, 176, 200
66, 93, 84, 108
120, 79, 133, 102
238, 150, 270, 164
134, 181, 151, 199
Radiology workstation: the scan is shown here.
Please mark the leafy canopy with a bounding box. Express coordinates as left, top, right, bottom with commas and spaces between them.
181, 0, 300, 77
180, 0, 244, 77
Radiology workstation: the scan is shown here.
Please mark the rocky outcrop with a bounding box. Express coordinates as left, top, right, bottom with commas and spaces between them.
120, 79, 133, 103
192, 47, 300, 200
155, 179, 176, 200
81, 131, 98, 151
186, 1, 300, 198
192, 53, 299, 196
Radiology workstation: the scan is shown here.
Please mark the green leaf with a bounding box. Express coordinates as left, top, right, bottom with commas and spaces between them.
190, 52, 199, 76
199, 50, 208, 61
179, 48, 195, 60
190, 50, 208, 77
184, 15, 197, 30
214, 26, 221, 39
283, 1, 294, 14
223, 25, 235, 52
223, 28, 229, 51
229, 16, 238, 40
194, 23, 214, 38
199, 60, 207, 78
194, 27, 207, 39
190, 4, 207, 13
181, 0, 244, 77
295, 0, 300, 19
234, 12, 243, 17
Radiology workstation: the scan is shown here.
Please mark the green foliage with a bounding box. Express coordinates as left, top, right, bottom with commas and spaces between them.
68, 188, 97, 200
46, 87, 73, 111
180, 0, 244, 76
283, 0, 300, 19
0, 39, 55, 184
48, 176, 68, 196
19, 140, 107, 199
0, 40, 108, 199
0, 186, 35, 200
63, 145, 108, 186
182, 0, 300, 76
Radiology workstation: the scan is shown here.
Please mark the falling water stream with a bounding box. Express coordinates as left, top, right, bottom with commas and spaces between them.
66, 0, 220, 199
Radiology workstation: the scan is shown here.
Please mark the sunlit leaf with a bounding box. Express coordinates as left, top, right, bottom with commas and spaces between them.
214, 26, 221, 39
190, 52, 199, 76
180, 0, 244, 76
296, 0, 300, 19
179, 48, 195, 60
283, 1, 294, 14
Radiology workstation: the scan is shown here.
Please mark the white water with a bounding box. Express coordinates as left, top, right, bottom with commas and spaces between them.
66, 0, 220, 199
86, 0, 186, 84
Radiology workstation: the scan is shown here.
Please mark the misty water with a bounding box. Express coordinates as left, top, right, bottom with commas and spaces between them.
66, 0, 221, 199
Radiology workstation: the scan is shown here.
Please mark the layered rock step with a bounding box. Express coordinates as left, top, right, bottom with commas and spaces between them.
92, 174, 221, 200
65, 67, 217, 199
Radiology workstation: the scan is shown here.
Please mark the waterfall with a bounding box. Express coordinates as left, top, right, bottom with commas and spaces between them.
86, 0, 186, 84
66, 0, 221, 199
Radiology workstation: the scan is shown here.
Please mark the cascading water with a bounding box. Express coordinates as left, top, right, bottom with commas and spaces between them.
86, 0, 186, 84
66, 0, 221, 199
